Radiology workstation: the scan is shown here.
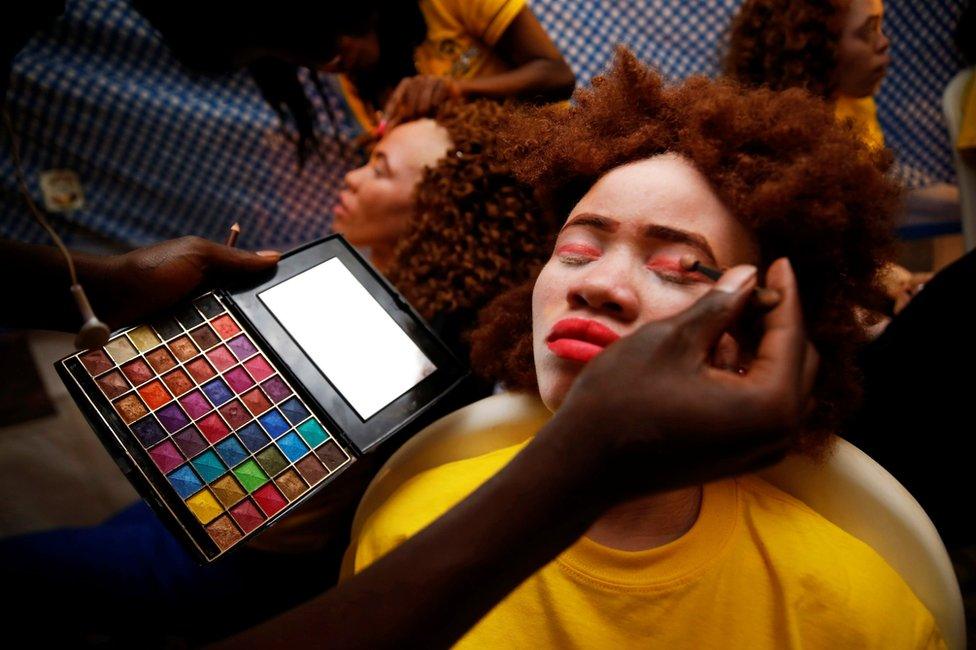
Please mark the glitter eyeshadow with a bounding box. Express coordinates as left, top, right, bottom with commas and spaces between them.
255, 446, 288, 476
174, 304, 204, 329
238, 423, 270, 452
227, 335, 257, 360
258, 410, 289, 438
96, 371, 130, 399
211, 475, 246, 507
202, 378, 233, 406
157, 403, 190, 433
297, 419, 329, 448
242, 388, 272, 416
179, 390, 213, 420
230, 499, 265, 533
131, 417, 167, 447
168, 465, 203, 499
186, 489, 223, 524
151, 317, 183, 341
277, 432, 310, 462
234, 459, 269, 493
198, 413, 231, 443
190, 325, 220, 351
186, 358, 216, 383
80, 349, 113, 375
275, 469, 308, 501
192, 450, 227, 483
114, 394, 148, 424
162, 369, 193, 396
316, 440, 348, 471
223, 367, 255, 393
169, 336, 199, 362
261, 377, 292, 403
206, 346, 237, 372
253, 484, 287, 517
173, 426, 208, 457
121, 358, 154, 386
149, 440, 184, 473
295, 455, 329, 485
194, 294, 224, 319
280, 397, 310, 425
138, 380, 172, 410
206, 515, 243, 550
210, 314, 241, 339
105, 336, 137, 364
219, 400, 251, 429
128, 325, 161, 352
243, 355, 274, 382
145, 347, 177, 373
215, 437, 248, 467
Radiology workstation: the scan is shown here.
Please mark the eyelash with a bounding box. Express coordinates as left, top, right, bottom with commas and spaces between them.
555, 248, 702, 285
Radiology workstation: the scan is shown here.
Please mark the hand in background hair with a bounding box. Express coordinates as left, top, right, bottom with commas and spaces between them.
545, 258, 818, 505
383, 75, 461, 131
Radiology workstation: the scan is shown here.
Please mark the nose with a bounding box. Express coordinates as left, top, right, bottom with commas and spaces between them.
567, 262, 640, 322
343, 165, 366, 192
877, 30, 890, 56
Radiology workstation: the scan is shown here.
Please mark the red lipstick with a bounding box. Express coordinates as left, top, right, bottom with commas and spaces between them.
546, 318, 620, 363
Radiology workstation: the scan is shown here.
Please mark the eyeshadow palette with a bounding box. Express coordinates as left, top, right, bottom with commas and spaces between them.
58, 236, 466, 562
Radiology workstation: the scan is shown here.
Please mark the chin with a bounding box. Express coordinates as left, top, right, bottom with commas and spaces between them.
536, 365, 579, 414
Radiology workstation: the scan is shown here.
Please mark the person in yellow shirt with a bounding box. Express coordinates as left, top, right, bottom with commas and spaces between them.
328, 0, 575, 135
726, 0, 891, 151
345, 50, 944, 648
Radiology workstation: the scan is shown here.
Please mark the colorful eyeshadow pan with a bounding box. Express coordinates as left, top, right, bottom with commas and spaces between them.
242, 388, 272, 416
169, 336, 198, 362
157, 403, 190, 432
317, 440, 348, 471
186, 358, 216, 383
234, 459, 269, 493
145, 347, 177, 373
255, 446, 288, 476
275, 469, 308, 501
259, 410, 289, 438
211, 314, 241, 339
192, 450, 227, 483
163, 369, 193, 396
168, 465, 203, 499
261, 376, 291, 403
295, 455, 329, 485
138, 380, 171, 410
230, 499, 265, 533
219, 400, 251, 429
128, 325, 161, 352
114, 394, 148, 424
198, 413, 231, 443
121, 358, 154, 386
175, 304, 204, 329
238, 423, 270, 452
151, 317, 182, 340
96, 371, 130, 399
297, 419, 329, 448
179, 390, 213, 420
190, 325, 219, 350
150, 440, 185, 474
280, 397, 310, 425
278, 432, 310, 462
132, 416, 167, 447
80, 349, 113, 375
186, 489, 223, 524
173, 426, 208, 457
202, 378, 233, 406
194, 294, 224, 319
254, 484, 287, 517
211, 475, 246, 507
207, 516, 243, 550
206, 346, 236, 372
215, 437, 248, 468
243, 355, 274, 382
228, 335, 257, 360
224, 366, 255, 393
105, 336, 137, 363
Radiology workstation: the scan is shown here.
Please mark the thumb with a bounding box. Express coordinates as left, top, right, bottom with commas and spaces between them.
666, 265, 757, 352
202, 242, 280, 278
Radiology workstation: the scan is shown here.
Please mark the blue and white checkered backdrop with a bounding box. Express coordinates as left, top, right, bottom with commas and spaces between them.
1, 0, 968, 250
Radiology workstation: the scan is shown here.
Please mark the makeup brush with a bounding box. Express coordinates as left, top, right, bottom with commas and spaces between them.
225, 222, 240, 248
679, 255, 781, 310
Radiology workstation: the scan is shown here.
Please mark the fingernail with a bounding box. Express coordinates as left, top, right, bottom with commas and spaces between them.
715, 265, 757, 294
256, 250, 281, 260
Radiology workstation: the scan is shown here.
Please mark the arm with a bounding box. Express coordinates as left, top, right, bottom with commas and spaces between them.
222, 259, 813, 648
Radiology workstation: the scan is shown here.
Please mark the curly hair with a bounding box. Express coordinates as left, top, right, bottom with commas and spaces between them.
470, 49, 900, 455
726, 0, 848, 96
384, 100, 559, 354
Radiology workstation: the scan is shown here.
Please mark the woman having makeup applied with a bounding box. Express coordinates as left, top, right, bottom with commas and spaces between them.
344, 50, 944, 648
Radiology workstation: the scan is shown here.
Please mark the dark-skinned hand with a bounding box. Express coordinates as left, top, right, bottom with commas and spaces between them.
382, 74, 461, 131
545, 258, 819, 505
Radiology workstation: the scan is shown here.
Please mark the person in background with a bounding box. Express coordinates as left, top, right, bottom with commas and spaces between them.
726, 0, 890, 150
332, 0, 575, 136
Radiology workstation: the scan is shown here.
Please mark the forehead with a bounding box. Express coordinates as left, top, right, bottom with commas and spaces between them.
568, 154, 758, 265
844, 0, 884, 24
375, 119, 452, 171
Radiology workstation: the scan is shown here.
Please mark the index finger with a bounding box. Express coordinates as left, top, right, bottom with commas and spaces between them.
748, 257, 807, 391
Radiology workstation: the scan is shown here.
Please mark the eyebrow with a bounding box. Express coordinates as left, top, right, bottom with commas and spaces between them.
561, 212, 718, 263
373, 151, 391, 173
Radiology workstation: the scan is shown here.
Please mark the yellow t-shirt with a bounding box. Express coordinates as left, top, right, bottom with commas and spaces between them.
345, 440, 944, 649
416, 0, 527, 79
958, 72, 976, 153
835, 95, 886, 150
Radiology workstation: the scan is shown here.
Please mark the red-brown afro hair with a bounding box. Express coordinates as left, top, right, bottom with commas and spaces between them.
470, 49, 899, 455
726, 0, 848, 96
384, 100, 558, 354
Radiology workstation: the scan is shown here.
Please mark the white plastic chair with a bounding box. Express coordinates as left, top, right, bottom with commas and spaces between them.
943, 68, 976, 252
352, 392, 966, 649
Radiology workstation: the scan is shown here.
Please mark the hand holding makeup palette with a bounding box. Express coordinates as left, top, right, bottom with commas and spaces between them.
58, 236, 466, 562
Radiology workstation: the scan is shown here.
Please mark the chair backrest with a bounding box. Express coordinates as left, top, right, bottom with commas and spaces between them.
352, 392, 966, 649
943, 68, 976, 251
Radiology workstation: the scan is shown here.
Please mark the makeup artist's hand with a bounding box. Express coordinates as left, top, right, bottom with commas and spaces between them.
92, 236, 279, 328
546, 258, 818, 502
383, 75, 461, 131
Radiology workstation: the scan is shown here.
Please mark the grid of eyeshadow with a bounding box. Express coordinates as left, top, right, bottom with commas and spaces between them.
74, 293, 353, 556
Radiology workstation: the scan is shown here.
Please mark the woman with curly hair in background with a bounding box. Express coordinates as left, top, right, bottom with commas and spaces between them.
726, 0, 890, 150
344, 50, 944, 647
333, 99, 558, 369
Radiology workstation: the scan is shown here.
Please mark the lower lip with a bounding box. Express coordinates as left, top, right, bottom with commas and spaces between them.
547, 338, 605, 363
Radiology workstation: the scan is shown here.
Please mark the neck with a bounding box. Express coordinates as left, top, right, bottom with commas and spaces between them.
369, 242, 396, 274
585, 485, 703, 551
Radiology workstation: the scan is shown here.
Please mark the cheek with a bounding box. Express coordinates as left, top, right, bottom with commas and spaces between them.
635, 282, 709, 324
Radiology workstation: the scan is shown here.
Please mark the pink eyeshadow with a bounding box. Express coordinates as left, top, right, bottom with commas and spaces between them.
149, 440, 184, 473
243, 355, 274, 382
224, 367, 255, 393
207, 346, 236, 372
179, 390, 213, 420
